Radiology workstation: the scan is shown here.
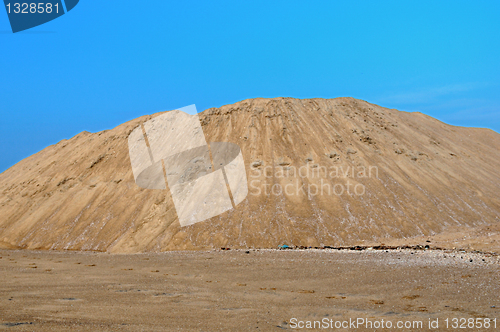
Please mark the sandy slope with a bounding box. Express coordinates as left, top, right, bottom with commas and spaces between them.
0, 98, 499, 252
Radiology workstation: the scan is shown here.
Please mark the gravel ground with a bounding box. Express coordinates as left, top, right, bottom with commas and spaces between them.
0, 248, 498, 331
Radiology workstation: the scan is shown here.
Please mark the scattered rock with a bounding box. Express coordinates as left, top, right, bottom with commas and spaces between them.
251, 160, 262, 168
3, 322, 33, 327
360, 135, 374, 144
89, 154, 106, 169
326, 152, 338, 159
346, 148, 357, 155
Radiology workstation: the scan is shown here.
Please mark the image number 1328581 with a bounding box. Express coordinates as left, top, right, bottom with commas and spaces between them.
6, 3, 60, 14
3, 0, 79, 33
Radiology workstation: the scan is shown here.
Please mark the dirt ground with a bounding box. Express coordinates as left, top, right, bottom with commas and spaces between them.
0, 249, 498, 331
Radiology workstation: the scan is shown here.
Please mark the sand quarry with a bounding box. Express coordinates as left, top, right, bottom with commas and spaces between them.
0, 98, 499, 330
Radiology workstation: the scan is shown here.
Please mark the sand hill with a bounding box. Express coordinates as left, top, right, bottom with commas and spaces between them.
1, 97, 499, 253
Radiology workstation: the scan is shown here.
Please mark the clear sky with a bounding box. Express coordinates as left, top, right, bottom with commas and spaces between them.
1, 1, 499, 173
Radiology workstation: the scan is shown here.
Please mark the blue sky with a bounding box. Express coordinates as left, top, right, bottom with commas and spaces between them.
1, 1, 499, 173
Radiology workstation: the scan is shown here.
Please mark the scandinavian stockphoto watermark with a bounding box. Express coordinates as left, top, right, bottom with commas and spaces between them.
3, 0, 79, 33
249, 162, 379, 197
127, 105, 248, 227
289, 317, 424, 330
289, 317, 497, 330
